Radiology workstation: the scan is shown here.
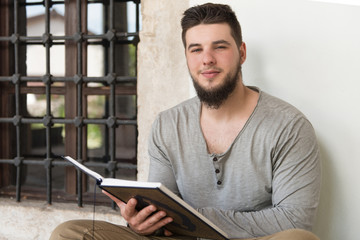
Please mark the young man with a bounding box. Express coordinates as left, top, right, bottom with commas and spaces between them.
50, 3, 321, 240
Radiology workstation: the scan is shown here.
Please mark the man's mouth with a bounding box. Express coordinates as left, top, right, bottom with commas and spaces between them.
201, 69, 221, 79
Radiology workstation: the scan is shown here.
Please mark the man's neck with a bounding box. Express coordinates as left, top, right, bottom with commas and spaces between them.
201, 84, 258, 123
200, 83, 259, 154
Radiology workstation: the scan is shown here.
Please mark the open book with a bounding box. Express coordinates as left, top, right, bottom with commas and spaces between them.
63, 156, 229, 240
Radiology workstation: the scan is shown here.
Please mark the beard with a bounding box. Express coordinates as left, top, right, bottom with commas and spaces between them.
191, 64, 242, 109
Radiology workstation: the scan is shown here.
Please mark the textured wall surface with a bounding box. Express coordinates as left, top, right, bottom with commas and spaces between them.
137, 0, 190, 181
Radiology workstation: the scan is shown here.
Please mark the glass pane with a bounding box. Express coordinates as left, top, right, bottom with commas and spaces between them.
23, 164, 65, 190
88, 3, 104, 35
50, 5, 65, 34
127, 1, 141, 32
116, 124, 136, 161
27, 94, 45, 117
116, 95, 136, 119
26, 0, 65, 35
129, 45, 137, 77
87, 44, 105, 77
87, 95, 106, 118
27, 45, 46, 76
50, 45, 65, 77
23, 164, 47, 188
24, 123, 65, 157
26, 1, 45, 32
26, 41, 65, 78
87, 124, 104, 150
52, 165, 66, 190
86, 124, 137, 164
26, 94, 65, 118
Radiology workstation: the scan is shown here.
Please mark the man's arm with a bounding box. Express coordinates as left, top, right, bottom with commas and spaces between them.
197, 143, 320, 239
197, 119, 320, 238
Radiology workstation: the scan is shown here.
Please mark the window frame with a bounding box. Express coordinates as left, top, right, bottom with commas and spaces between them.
0, 0, 140, 207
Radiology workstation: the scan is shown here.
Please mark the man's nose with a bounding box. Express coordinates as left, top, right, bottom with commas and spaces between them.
202, 51, 216, 65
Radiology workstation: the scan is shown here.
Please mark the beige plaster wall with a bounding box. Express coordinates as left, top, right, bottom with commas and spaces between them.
137, 0, 190, 181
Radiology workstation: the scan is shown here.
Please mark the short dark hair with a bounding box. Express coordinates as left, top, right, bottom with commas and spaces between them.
181, 3, 242, 48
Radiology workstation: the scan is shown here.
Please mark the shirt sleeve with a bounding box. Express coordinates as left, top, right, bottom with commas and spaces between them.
197, 117, 321, 238
147, 115, 181, 196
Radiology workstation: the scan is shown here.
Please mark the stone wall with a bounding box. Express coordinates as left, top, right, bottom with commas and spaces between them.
137, 0, 190, 181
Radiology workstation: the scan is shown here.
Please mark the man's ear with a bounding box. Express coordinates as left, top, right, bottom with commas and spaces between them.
239, 42, 246, 64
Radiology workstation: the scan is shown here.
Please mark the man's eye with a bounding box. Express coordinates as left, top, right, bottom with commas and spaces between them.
216, 46, 226, 49
191, 48, 201, 53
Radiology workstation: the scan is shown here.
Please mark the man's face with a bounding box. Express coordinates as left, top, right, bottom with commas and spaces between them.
185, 23, 246, 108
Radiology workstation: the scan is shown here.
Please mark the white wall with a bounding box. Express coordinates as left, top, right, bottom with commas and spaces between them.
188, 0, 360, 239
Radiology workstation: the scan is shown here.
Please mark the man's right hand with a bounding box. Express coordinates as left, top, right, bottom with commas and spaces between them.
102, 190, 174, 236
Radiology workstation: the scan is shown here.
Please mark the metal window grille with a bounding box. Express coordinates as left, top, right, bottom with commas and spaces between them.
0, 0, 140, 207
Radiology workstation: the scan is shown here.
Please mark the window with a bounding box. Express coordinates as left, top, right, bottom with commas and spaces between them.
0, 0, 140, 206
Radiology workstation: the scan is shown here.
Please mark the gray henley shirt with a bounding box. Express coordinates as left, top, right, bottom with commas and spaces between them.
148, 88, 321, 239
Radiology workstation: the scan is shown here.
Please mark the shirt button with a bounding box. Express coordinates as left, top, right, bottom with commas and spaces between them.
213, 157, 218, 161
215, 169, 220, 174
217, 180, 222, 185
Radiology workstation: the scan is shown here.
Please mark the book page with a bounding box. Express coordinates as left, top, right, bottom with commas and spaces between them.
63, 156, 103, 182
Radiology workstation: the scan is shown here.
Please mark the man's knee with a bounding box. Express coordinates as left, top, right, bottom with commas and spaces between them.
50, 220, 141, 240
50, 220, 96, 240
268, 229, 320, 240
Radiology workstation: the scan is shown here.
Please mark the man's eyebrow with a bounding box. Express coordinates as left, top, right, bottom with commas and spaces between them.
187, 43, 201, 51
213, 40, 231, 45
187, 40, 231, 50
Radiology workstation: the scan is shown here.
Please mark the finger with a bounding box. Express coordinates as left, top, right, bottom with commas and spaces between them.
134, 210, 172, 230
135, 216, 173, 236
129, 203, 157, 225
102, 190, 126, 208
146, 214, 173, 230
164, 229, 173, 236
102, 190, 117, 201
122, 198, 140, 218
